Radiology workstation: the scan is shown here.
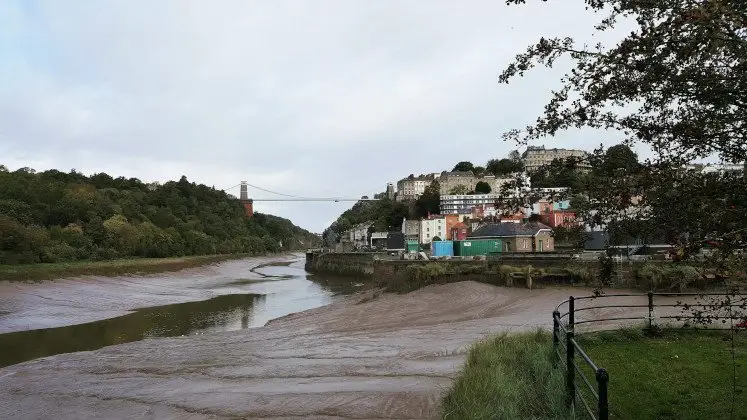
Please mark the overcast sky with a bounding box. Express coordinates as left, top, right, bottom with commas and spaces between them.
1, 1, 634, 233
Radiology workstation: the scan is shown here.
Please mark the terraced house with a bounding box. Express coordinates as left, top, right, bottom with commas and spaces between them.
468, 222, 554, 252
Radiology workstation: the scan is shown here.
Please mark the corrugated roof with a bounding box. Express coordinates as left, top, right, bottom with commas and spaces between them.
468, 222, 551, 238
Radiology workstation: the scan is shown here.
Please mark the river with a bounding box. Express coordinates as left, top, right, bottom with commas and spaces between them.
1, 255, 652, 419
0, 254, 365, 368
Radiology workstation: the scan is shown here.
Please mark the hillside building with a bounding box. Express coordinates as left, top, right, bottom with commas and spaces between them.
522, 145, 590, 172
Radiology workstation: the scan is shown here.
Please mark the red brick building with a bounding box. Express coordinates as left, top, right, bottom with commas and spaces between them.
541, 210, 577, 228
450, 222, 468, 241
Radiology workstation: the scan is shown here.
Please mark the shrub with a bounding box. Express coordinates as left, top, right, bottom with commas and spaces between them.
634, 264, 702, 291
41, 242, 78, 263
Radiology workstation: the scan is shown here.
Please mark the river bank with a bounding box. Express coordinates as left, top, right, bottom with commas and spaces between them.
0, 253, 351, 333
0, 253, 265, 282
0, 275, 685, 419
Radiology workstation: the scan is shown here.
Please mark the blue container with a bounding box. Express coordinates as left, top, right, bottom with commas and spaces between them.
432, 240, 454, 257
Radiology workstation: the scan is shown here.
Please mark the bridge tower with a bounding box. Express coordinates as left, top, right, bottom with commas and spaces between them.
239, 181, 254, 218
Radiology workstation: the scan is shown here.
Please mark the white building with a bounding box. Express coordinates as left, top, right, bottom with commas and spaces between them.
684, 163, 744, 175
396, 176, 434, 201
522, 145, 590, 172
401, 218, 420, 241
438, 171, 478, 195
342, 222, 372, 248
419, 217, 447, 244
440, 194, 501, 215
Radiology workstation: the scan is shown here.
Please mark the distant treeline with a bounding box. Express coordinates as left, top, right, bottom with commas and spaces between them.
0, 166, 320, 264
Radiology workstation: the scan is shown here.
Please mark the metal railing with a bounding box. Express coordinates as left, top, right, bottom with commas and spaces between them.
552, 292, 746, 420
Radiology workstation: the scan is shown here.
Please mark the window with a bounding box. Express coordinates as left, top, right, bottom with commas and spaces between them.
523, 238, 529, 249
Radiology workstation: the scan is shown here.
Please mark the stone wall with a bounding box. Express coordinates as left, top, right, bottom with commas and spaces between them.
305, 252, 376, 277
304, 252, 695, 292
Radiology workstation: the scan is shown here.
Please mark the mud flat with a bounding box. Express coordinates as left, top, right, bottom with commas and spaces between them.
0, 280, 686, 420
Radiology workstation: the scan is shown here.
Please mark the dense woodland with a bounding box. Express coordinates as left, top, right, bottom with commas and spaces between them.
0, 166, 320, 265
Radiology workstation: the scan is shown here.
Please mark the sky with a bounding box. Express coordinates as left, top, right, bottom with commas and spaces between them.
0, 1, 634, 233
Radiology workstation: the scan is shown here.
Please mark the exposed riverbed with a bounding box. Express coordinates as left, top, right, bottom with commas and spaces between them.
0, 255, 363, 367
0, 255, 678, 419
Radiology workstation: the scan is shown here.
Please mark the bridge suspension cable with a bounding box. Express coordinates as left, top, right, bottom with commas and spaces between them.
221, 181, 381, 202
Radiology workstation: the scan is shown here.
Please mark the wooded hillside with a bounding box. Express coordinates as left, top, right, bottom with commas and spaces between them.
0, 166, 320, 264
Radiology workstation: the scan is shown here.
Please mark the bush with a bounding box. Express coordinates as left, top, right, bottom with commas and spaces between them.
634, 264, 702, 291
41, 242, 78, 263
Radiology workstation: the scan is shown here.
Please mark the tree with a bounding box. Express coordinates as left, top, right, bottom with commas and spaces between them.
0, 165, 320, 264
552, 225, 587, 250
452, 161, 474, 172
527, 213, 542, 222
415, 181, 441, 218
501, 1, 746, 165
474, 181, 492, 194
486, 158, 523, 176
596, 144, 641, 178
472, 166, 486, 176
449, 184, 469, 195
508, 150, 521, 162
501, 1, 747, 337
529, 158, 583, 190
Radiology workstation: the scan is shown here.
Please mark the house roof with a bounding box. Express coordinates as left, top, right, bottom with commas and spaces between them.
441, 171, 474, 177
584, 231, 609, 250
468, 222, 551, 238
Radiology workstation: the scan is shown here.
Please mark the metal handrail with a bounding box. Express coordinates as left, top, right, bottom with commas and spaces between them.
572, 304, 649, 312
575, 316, 648, 325
576, 389, 597, 419
571, 338, 599, 371
552, 291, 744, 420
573, 361, 599, 400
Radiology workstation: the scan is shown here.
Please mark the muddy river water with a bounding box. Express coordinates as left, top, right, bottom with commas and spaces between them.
0, 255, 671, 419
0, 255, 362, 367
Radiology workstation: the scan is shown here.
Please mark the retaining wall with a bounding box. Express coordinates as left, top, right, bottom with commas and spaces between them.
305, 252, 377, 277
304, 252, 703, 291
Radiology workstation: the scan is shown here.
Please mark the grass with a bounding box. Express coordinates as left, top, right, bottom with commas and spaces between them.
442, 328, 747, 420
0, 254, 250, 282
441, 330, 569, 420
577, 328, 747, 420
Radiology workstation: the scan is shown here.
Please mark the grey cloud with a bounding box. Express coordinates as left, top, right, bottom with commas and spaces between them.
1, 0, 632, 232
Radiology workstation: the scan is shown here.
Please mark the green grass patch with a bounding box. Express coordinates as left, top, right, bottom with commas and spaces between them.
441, 330, 569, 420
577, 328, 747, 420
442, 328, 747, 420
0, 254, 249, 282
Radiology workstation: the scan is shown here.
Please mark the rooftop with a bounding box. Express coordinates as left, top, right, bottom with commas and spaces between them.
468, 222, 551, 238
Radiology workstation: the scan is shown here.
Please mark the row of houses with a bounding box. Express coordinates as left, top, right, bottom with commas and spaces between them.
395, 171, 531, 201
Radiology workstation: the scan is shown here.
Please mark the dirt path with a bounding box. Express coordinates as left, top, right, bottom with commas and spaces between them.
0, 282, 680, 419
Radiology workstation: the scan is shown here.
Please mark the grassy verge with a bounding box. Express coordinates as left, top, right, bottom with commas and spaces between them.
441, 330, 569, 420
0, 254, 252, 282
577, 328, 747, 420
442, 328, 747, 420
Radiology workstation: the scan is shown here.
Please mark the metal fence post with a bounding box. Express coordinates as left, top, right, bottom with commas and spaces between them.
596, 368, 609, 420
552, 310, 560, 368
566, 330, 575, 407
568, 296, 575, 331
647, 291, 654, 329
